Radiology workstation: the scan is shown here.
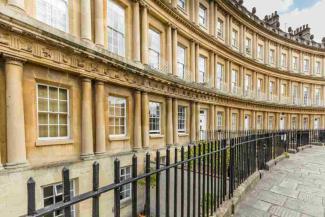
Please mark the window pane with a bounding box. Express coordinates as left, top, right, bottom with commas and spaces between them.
39, 125, 48, 137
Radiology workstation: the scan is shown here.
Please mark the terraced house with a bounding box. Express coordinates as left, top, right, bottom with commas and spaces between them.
0, 0, 325, 216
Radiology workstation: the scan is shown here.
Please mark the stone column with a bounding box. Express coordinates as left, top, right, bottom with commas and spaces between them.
287, 114, 291, 130
196, 103, 200, 139
209, 104, 215, 139
288, 48, 293, 71
80, 0, 92, 42
94, 0, 104, 47
276, 44, 281, 69
133, 90, 142, 149
264, 111, 268, 130
190, 40, 196, 82
209, 51, 215, 88
239, 109, 244, 131
172, 27, 178, 76
173, 98, 178, 145
227, 60, 231, 92
7, 0, 25, 11
166, 25, 173, 74
253, 32, 257, 60
195, 43, 200, 82
225, 107, 230, 130
194, 0, 199, 24
299, 114, 303, 129
265, 40, 270, 65
142, 92, 149, 148
299, 51, 303, 73
81, 78, 94, 159
132, 0, 141, 62
209, 0, 215, 35
166, 97, 173, 145
5, 56, 27, 168
190, 101, 196, 142
141, 4, 148, 65
95, 81, 105, 155
240, 24, 244, 54
252, 111, 256, 130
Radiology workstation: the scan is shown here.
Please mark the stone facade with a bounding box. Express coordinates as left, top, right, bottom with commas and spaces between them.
0, 0, 325, 216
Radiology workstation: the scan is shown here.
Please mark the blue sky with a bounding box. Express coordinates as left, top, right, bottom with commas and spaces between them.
243, 0, 324, 41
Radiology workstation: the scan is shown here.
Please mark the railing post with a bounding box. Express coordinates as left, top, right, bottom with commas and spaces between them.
166, 148, 170, 217
62, 167, 71, 217
145, 153, 151, 217
132, 155, 138, 217
156, 151, 160, 217
27, 177, 36, 216
114, 159, 120, 217
92, 162, 99, 217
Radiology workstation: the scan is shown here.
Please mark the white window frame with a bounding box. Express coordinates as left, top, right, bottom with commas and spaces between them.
149, 102, 161, 134
303, 59, 309, 73
109, 96, 127, 136
268, 116, 274, 130
231, 69, 238, 94
43, 180, 75, 217
198, 4, 207, 28
315, 61, 321, 74
148, 28, 161, 70
199, 55, 207, 83
269, 49, 275, 64
292, 56, 298, 71
245, 37, 252, 55
120, 166, 132, 201
292, 85, 298, 104
178, 106, 186, 133
257, 44, 264, 60
216, 18, 224, 39
216, 63, 224, 90
315, 88, 321, 105
303, 87, 309, 105
177, 45, 186, 79
217, 112, 223, 129
257, 78, 262, 96
36, 0, 69, 32
107, 0, 126, 57
231, 113, 237, 131
232, 29, 238, 48
37, 84, 70, 140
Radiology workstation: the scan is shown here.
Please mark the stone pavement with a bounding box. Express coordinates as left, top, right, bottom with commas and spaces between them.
234, 146, 325, 217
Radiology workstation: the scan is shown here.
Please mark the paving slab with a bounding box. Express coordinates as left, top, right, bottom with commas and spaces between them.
234, 146, 325, 217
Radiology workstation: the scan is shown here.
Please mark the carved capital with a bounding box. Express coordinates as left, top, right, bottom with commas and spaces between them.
3, 53, 26, 66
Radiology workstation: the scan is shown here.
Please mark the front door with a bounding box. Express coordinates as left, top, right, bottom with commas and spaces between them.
200, 110, 207, 140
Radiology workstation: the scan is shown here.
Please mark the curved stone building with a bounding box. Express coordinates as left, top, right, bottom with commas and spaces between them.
0, 0, 324, 216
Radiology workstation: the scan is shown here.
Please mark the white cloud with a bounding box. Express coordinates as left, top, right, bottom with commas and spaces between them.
244, 0, 325, 42
280, 0, 325, 41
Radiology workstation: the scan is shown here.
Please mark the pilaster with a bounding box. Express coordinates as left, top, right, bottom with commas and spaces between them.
95, 81, 105, 155
4, 55, 27, 168
134, 90, 142, 150
141, 4, 148, 65
172, 98, 179, 145
166, 97, 173, 145
80, 0, 92, 42
81, 78, 94, 159
94, 0, 104, 47
142, 92, 149, 148
132, 0, 141, 62
172, 27, 178, 76
190, 101, 196, 142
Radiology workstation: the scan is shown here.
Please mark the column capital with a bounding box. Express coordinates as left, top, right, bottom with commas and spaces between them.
3, 54, 26, 65
95, 80, 104, 86
81, 77, 92, 83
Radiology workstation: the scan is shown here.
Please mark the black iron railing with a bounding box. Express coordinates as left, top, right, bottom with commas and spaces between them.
24, 129, 324, 217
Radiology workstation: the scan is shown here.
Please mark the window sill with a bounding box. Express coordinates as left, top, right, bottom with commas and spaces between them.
149, 134, 165, 139
35, 139, 74, 146
178, 133, 189, 137
109, 135, 130, 141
